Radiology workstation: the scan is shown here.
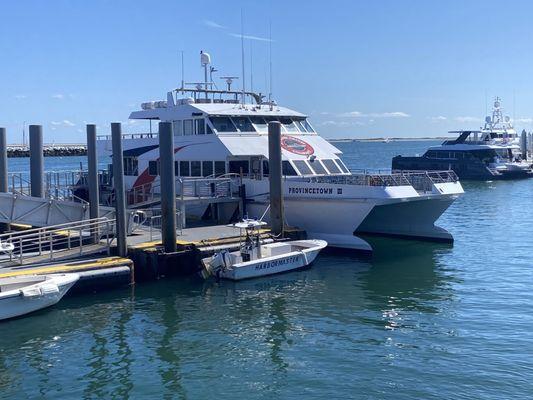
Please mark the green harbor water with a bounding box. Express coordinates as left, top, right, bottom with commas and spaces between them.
1, 141, 533, 399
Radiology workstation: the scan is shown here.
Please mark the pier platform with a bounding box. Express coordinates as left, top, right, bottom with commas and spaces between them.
0, 256, 133, 293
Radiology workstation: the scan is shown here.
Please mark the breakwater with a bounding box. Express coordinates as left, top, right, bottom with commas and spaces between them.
7, 144, 86, 157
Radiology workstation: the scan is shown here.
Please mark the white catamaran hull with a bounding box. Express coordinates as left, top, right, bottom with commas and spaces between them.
0, 274, 79, 321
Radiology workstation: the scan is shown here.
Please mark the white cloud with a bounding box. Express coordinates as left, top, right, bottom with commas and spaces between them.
515, 117, 533, 124
52, 94, 65, 99
340, 111, 410, 118
229, 33, 272, 42
14, 94, 26, 99
321, 120, 366, 127
50, 120, 76, 127
428, 116, 447, 121
454, 116, 482, 123
203, 19, 226, 29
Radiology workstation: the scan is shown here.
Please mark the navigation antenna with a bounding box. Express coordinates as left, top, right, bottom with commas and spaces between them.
200, 50, 211, 100
269, 20, 273, 111
240, 9, 246, 106
180, 50, 184, 91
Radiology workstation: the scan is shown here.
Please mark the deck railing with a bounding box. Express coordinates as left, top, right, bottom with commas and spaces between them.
0, 217, 115, 266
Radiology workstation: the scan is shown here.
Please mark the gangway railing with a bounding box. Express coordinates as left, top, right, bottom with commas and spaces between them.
126, 177, 237, 206
0, 217, 115, 266
8, 171, 88, 204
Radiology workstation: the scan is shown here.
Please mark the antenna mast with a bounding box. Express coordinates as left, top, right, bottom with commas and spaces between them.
240, 9, 246, 106
269, 20, 273, 110
180, 50, 184, 91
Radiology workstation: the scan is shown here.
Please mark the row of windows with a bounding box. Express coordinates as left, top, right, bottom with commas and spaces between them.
170, 116, 316, 136
209, 116, 315, 134
148, 160, 226, 177
145, 157, 350, 178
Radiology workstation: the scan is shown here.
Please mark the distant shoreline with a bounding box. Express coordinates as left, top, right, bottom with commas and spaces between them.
327, 137, 451, 143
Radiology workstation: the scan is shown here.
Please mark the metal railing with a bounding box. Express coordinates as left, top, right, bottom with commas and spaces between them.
126, 177, 237, 206
304, 170, 458, 190
0, 217, 115, 266
147, 211, 183, 241
9, 171, 88, 204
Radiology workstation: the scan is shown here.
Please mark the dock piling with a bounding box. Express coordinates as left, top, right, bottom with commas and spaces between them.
29, 125, 44, 198
0, 128, 8, 193
159, 122, 177, 253
268, 121, 284, 237
111, 123, 127, 257
87, 124, 100, 242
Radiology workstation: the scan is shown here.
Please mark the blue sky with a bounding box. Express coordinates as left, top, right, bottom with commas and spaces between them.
2, 0, 533, 142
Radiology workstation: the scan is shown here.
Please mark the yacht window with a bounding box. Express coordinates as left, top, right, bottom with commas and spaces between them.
174, 161, 179, 176
123, 156, 138, 176
206, 123, 213, 134
294, 119, 308, 133
229, 160, 249, 174
279, 117, 299, 133
214, 161, 226, 176
323, 159, 342, 174
148, 160, 159, 176
195, 119, 206, 135
302, 119, 315, 133
335, 159, 350, 173
231, 117, 256, 132
250, 117, 268, 133
202, 161, 213, 177
293, 160, 314, 175
173, 121, 183, 136
210, 117, 237, 132
308, 159, 328, 175
282, 161, 298, 176
180, 161, 190, 177
262, 160, 269, 176
191, 161, 201, 176
184, 119, 194, 135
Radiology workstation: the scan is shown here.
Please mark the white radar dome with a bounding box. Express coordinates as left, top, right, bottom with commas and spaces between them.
200, 51, 211, 66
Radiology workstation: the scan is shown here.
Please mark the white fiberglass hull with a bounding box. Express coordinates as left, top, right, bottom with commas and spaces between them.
208, 240, 326, 281
0, 274, 79, 321
246, 179, 463, 251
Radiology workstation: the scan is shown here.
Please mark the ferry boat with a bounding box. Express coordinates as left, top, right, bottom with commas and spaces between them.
95, 51, 464, 252
392, 98, 533, 180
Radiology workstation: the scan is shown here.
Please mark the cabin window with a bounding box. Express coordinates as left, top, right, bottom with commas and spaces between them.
174, 161, 179, 175
123, 156, 138, 176
180, 161, 190, 176
308, 159, 328, 175
293, 160, 313, 175
250, 117, 268, 133
202, 161, 213, 177
173, 121, 183, 136
210, 117, 237, 132
191, 161, 201, 176
148, 160, 159, 176
262, 160, 269, 176
294, 119, 308, 133
279, 117, 299, 133
229, 160, 249, 174
335, 159, 350, 173
282, 161, 298, 176
184, 120, 194, 135
323, 159, 342, 174
195, 119, 206, 135
231, 117, 256, 132
214, 161, 226, 176
302, 119, 315, 133
206, 123, 213, 134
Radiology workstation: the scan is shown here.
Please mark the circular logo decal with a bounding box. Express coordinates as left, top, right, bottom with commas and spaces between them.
280, 135, 314, 155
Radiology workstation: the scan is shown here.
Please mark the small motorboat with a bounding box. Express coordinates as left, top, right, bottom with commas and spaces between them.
0, 273, 79, 321
201, 219, 327, 281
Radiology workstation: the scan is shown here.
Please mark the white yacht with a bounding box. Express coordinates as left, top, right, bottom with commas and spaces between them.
393, 98, 533, 180
96, 51, 464, 252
